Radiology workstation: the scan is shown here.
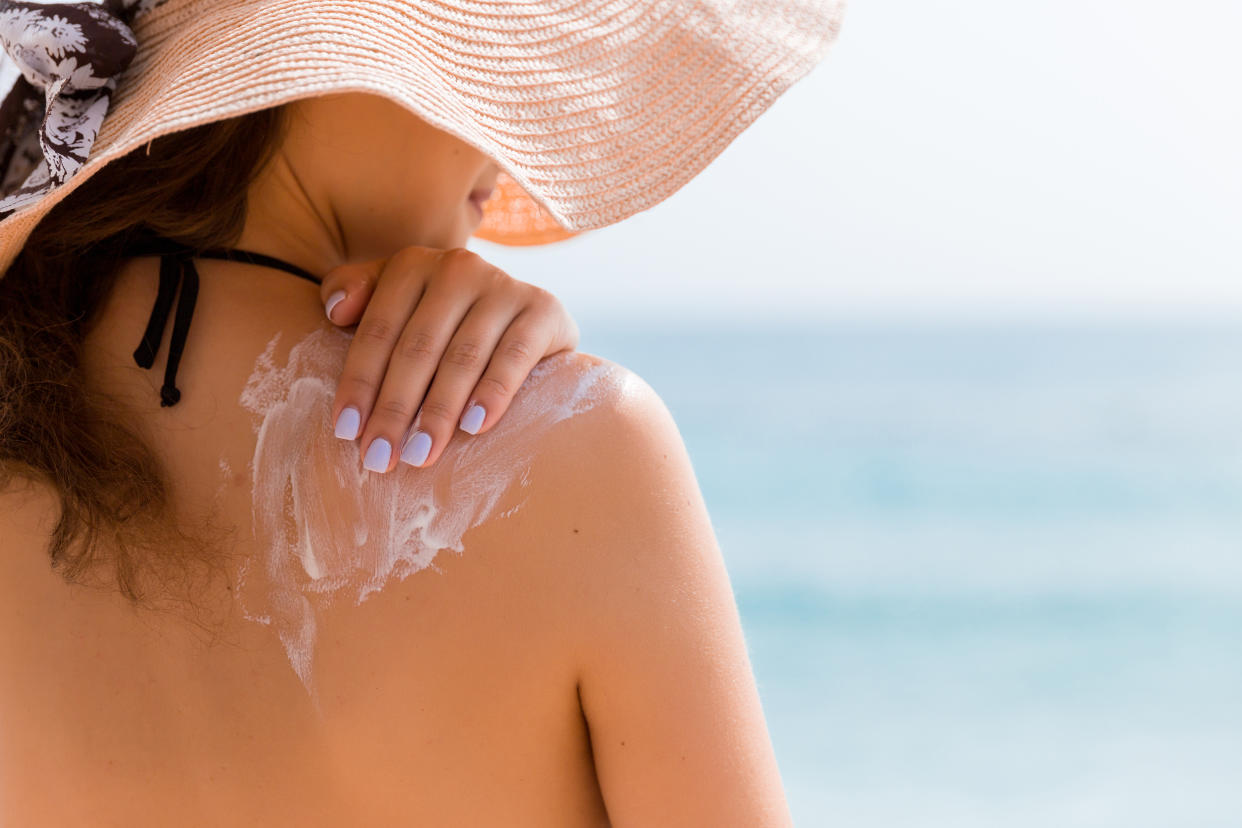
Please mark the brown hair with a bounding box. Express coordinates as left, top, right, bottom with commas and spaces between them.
0, 104, 291, 610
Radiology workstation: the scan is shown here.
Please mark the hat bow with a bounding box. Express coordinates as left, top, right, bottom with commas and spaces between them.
0, 1, 165, 218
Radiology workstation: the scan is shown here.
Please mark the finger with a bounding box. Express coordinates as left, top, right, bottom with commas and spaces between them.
320, 259, 384, 326
528, 285, 579, 359
330, 249, 435, 447
360, 258, 495, 472
457, 285, 578, 441
554, 292, 582, 354
453, 299, 561, 443
398, 285, 525, 468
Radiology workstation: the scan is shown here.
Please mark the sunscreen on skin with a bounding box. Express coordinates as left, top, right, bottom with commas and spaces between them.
236, 325, 630, 698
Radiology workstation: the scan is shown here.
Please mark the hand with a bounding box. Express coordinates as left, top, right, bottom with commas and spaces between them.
319, 246, 579, 473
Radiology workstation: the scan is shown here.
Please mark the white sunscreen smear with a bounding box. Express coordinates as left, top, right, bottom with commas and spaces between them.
237, 325, 632, 697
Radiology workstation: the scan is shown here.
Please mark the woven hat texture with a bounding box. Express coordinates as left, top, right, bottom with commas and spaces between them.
0, 0, 846, 276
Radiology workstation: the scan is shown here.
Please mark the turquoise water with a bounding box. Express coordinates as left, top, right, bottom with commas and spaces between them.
579, 320, 1242, 827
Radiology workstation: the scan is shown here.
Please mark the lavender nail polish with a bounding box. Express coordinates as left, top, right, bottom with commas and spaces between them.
459, 403, 486, 435
334, 406, 360, 440
401, 431, 432, 467
363, 437, 392, 472
325, 289, 347, 323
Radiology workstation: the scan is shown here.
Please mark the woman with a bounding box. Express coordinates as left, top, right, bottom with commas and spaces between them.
0, 1, 844, 824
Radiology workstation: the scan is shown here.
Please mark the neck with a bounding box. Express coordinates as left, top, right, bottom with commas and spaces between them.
233, 149, 346, 283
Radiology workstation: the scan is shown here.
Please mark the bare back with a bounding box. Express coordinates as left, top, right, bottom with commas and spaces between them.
0, 254, 790, 826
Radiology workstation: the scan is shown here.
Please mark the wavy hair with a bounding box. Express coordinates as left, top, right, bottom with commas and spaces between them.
0, 104, 290, 610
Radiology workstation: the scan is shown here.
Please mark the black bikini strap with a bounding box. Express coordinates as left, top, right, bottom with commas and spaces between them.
161, 253, 197, 406
122, 236, 321, 285
126, 236, 322, 407
131, 250, 198, 406
131, 250, 180, 370
191, 247, 320, 285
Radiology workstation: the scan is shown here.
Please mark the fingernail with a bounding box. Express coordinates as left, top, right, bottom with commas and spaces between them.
459, 403, 486, 435
334, 406, 360, 440
363, 437, 392, 472
400, 430, 432, 467
325, 289, 347, 323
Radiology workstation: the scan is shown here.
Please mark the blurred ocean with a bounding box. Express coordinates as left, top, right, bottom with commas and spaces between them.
578, 320, 1242, 828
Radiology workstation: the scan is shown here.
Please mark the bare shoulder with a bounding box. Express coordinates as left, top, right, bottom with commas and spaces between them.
502, 353, 795, 826
492, 347, 672, 486
487, 346, 697, 553
485, 345, 726, 662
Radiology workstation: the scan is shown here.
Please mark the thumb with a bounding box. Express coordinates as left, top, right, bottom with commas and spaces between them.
320, 259, 384, 326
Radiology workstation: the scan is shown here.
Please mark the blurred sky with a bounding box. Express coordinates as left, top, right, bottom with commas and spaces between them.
472, 0, 1242, 327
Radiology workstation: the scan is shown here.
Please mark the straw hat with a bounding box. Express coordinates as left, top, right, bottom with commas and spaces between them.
0, 0, 846, 277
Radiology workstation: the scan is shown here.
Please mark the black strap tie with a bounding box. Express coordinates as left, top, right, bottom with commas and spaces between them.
127, 237, 320, 407
131, 250, 198, 407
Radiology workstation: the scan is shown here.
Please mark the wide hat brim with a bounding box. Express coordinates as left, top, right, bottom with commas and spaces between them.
0, 0, 846, 275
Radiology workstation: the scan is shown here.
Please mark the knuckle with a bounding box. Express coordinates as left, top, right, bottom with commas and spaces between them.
389, 245, 432, 270
341, 373, 378, 395
529, 285, 559, 309
444, 340, 484, 370
356, 315, 397, 344
476, 374, 511, 398
374, 397, 414, 421
440, 246, 481, 272
483, 264, 510, 286
417, 398, 457, 425
499, 337, 533, 363
396, 330, 438, 363
439, 248, 508, 288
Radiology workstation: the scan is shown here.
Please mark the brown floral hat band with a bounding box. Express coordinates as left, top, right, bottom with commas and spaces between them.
0, 1, 171, 220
